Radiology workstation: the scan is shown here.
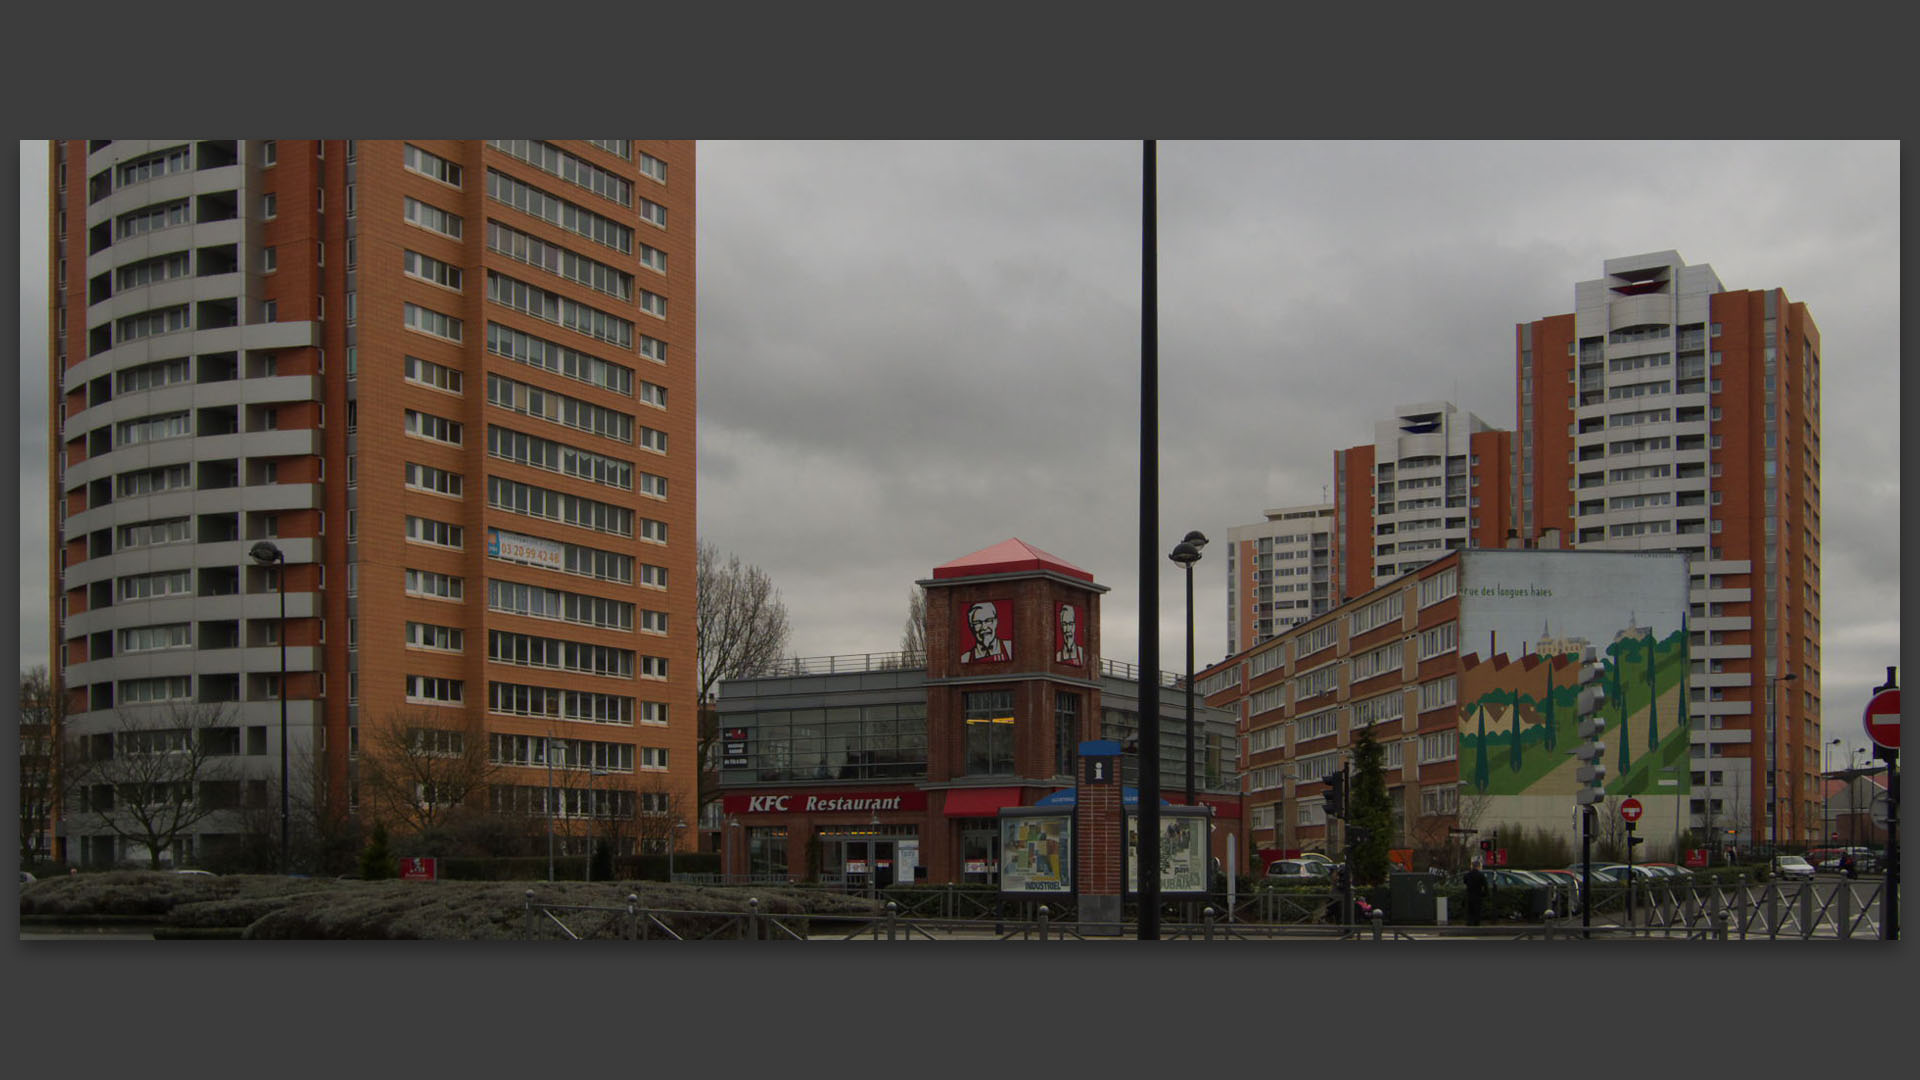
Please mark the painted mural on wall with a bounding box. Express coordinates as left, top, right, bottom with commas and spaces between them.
1054, 602, 1086, 666
1454, 551, 1692, 835
959, 599, 1013, 664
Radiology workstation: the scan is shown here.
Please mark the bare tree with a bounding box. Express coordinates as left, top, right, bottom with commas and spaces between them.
355, 710, 499, 843
632, 775, 691, 857
696, 541, 791, 811
899, 585, 927, 667
19, 667, 64, 864
63, 703, 241, 867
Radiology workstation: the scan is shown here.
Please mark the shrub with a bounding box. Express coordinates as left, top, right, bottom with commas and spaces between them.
359, 826, 396, 880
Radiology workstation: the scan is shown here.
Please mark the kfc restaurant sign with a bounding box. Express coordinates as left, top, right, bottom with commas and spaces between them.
723, 790, 930, 815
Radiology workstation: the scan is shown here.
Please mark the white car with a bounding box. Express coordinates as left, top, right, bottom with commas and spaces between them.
1771, 855, 1815, 881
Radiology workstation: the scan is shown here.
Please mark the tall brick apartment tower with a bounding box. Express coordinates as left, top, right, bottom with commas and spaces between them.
1515, 251, 1821, 850
1330, 401, 1514, 603
47, 140, 697, 868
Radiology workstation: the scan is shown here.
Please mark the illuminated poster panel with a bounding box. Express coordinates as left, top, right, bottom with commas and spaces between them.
958, 598, 1014, 665
999, 809, 1073, 895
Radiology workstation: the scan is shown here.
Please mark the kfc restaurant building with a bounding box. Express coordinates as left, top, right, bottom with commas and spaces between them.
713, 539, 1239, 887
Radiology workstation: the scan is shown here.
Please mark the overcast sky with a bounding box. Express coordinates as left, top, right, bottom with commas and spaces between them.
17, 139, 1900, 763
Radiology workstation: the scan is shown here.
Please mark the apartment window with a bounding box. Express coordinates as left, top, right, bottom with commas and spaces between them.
638, 426, 667, 453
639, 609, 668, 633
404, 675, 465, 706
486, 270, 633, 349
637, 196, 666, 228
121, 623, 191, 653
486, 475, 634, 536
639, 563, 668, 588
485, 168, 631, 253
404, 515, 463, 549
404, 355, 464, 395
1055, 692, 1081, 776
637, 289, 667, 319
640, 380, 667, 408
404, 462, 464, 497
488, 629, 636, 678
641, 747, 669, 770
640, 701, 668, 726
261, 246, 277, 273
638, 151, 667, 184
404, 622, 465, 652
639, 518, 667, 543
638, 472, 667, 498
403, 144, 463, 187
486, 372, 634, 443
404, 568, 465, 601
486, 322, 634, 396
639, 335, 667, 364
639, 655, 667, 679
1418, 675, 1457, 713
116, 306, 192, 343
118, 569, 192, 602
403, 302, 463, 342
403, 408, 463, 445
402, 196, 463, 239
1417, 621, 1459, 660
487, 139, 632, 206
637, 243, 667, 275
486, 219, 633, 300
403, 249, 463, 291
586, 139, 631, 160
116, 410, 191, 446
262, 193, 277, 220
488, 578, 634, 631
964, 690, 1016, 776
262, 140, 277, 166
486, 424, 634, 490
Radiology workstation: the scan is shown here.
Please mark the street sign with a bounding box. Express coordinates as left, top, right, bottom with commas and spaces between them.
1684, 849, 1709, 868
1871, 792, 1891, 828
1620, 798, 1644, 823
400, 856, 437, 881
1864, 688, 1900, 749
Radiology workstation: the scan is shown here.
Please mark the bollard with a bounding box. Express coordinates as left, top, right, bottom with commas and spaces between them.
1766, 884, 1780, 941
627, 893, 639, 941
1713, 910, 1730, 942
524, 889, 536, 939
1543, 909, 1555, 942
1037, 904, 1050, 942
1370, 908, 1384, 941
1203, 906, 1216, 942
747, 897, 759, 941
887, 901, 898, 943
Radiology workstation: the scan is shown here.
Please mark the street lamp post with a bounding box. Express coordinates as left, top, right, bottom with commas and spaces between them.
1769, 672, 1797, 852
727, 818, 741, 883
248, 541, 289, 875
870, 811, 881, 907
1826, 737, 1842, 856
1168, 531, 1207, 805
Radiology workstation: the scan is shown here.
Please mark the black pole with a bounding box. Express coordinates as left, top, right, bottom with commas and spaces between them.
1624, 820, 1635, 926
1581, 806, 1593, 938
1184, 562, 1195, 805
278, 563, 289, 875
1137, 138, 1161, 940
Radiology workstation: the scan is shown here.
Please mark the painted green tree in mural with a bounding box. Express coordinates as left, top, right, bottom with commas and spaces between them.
1606, 635, 1640, 778
1676, 619, 1691, 734
1540, 658, 1559, 752
1645, 630, 1661, 752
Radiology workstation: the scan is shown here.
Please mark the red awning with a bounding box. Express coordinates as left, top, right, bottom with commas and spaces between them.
942, 787, 1026, 817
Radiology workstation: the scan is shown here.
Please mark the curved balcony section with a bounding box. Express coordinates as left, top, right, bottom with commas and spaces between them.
1607, 294, 1674, 332
62, 579, 318, 639
84, 162, 246, 230
83, 217, 247, 283
86, 270, 247, 325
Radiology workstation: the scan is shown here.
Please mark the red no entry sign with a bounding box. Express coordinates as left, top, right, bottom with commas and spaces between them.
1620, 798, 1644, 823
1864, 688, 1900, 750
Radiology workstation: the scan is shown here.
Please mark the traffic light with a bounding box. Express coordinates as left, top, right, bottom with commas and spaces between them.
1626, 823, 1645, 850
1322, 771, 1347, 819
1573, 648, 1608, 807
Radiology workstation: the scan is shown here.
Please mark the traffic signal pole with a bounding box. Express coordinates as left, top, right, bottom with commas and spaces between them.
1581, 807, 1593, 938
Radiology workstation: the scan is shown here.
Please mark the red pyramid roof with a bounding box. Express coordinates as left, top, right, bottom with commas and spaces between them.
932, 538, 1095, 582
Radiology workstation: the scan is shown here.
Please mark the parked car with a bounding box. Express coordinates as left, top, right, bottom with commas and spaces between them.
1771, 855, 1816, 881
1266, 858, 1333, 883
172, 868, 214, 876
1293, 852, 1336, 867
1530, 869, 1583, 911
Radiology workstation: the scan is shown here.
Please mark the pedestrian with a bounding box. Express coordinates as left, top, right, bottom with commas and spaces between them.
1838, 851, 1856, 879
1463, 859, 1490, 927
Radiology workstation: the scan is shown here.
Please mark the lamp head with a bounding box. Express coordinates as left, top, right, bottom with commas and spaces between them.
1169, 542, 1202, 567
249, 540, 284, 565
